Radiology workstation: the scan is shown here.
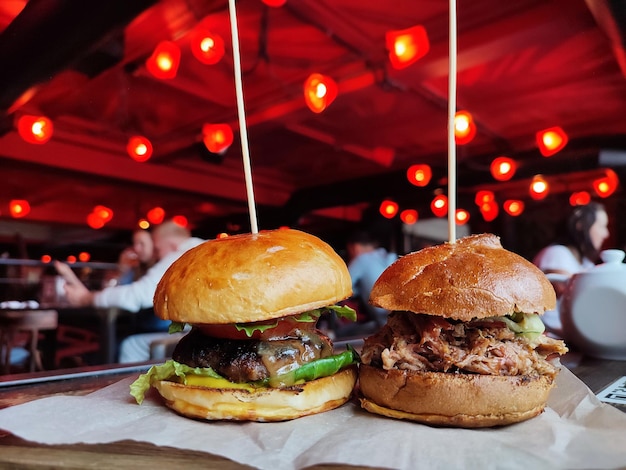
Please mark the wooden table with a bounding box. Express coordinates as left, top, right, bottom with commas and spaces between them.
0, 356, 623, 468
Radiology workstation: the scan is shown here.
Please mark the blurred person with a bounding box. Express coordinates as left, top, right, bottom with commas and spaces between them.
114, 229, 157, 287
345, 230, 398, 328
533, 202, 609, 296
55, 220, 202, 311
54, 220, 204, 361
533, 202, 609, 337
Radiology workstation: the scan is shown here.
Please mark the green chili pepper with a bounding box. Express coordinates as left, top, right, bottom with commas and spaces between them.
269, 345, 358, 387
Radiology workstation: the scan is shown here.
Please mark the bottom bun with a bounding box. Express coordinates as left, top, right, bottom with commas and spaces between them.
359, 364, 555, 428
155, 366, 357, 422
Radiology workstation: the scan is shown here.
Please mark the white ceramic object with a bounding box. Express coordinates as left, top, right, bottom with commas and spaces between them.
560, 249, 626, 360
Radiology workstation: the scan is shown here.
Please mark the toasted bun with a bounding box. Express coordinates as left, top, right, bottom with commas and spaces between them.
358, 364, 554, 427
155, 229, 352, 324
370, 233, 556, 321
154, 366, 357, 422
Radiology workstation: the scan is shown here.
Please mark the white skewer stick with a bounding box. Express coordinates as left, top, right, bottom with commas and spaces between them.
228, 0, 259, 234
447, 0, 457, 243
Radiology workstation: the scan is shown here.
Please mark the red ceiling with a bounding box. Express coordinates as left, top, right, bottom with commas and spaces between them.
0, 0, 625, 247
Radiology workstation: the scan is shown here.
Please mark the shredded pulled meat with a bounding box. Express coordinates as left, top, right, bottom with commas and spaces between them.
361, 312, 567, 379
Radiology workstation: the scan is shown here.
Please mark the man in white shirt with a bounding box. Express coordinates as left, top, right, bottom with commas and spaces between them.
54, 220, 204, 362
55, 220, 203, 311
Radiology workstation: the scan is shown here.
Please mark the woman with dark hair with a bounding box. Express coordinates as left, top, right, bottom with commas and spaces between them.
533, 201, 609, 295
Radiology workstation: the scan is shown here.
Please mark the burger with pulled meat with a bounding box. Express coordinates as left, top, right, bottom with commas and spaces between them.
130, 229, 358, 422
359, 233, 568, 428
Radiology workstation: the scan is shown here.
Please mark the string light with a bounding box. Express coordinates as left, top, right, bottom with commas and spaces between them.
454, 111, 476, 145
203, 123, 234, 154
529, 175, 549, 200
9, 200, 30, 218
304, 73, 338, 113
146, 41, 181, 79
407, 164, 432, 187
190, 30, 225, 65
593, 169, 619, 198
455, 208, 470, 225
379, 200, 399, 219
490, 156, 516, 181
503, 200, 525, 216
386, 25, 430, 69
127, 136, 153, 162
147, 207, 165, 224
430, 194, 448, 217
536, 126, 568, 157
569, 191, 591, 206
17, 115, 53, 144
400, 209, 418, 225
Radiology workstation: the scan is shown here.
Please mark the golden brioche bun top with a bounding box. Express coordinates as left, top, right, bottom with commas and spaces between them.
370, 233, 556, 321
154, 229, 352, 324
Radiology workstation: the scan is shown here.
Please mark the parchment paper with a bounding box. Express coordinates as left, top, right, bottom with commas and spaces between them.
0, 367, 625, 470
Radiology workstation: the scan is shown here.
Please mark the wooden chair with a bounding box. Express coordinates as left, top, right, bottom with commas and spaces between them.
0, 309, 58, 374
55, 324, 100, 367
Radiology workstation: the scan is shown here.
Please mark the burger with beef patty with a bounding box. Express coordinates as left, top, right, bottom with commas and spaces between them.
358, 233, 568, 428
130, 229, 358, 422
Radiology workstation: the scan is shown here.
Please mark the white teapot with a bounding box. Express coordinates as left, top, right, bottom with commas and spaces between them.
560, 249, 626, 360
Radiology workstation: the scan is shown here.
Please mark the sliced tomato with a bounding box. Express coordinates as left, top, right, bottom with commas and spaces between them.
196, 323, 257, 340
197, 315, 316, 340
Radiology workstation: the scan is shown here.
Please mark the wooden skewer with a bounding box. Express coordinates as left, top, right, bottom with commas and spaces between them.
227, 0, 259, 234
447, 0, 457, 243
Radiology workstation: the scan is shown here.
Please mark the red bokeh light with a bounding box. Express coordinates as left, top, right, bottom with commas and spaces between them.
87, 212, 105, 229
529, 175, 549, 200
536, 126, 568, 157
172, 215, 188, 228
17, 115, 53, 144
9, 199, 30, 218
202, 123, 234, 154
379, 200, 399, 219
146, 41, 181, 79
490, 156, 517, 181
593, 169, 619, 198
400, 209, 418, 225
93, 205, 113, 223
479, 201, 499, 222
455, 208, 470, 225
503, 200, 525, 216
386, 25, 430, 69
407, 164, 432, 187
430, 194, 448, 217
454, 111, 476, 145
304, 73, 338, 113
127, 136, 153, 162
147, 207, 165, 225
474, 190, 495, 206
569, 191, 591, 206
190, 30, 225, 65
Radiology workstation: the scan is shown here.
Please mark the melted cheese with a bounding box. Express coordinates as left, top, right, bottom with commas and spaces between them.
185, 374, 255, 390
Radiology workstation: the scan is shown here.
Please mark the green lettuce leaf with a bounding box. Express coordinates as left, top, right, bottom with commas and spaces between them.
234, 304, 358, 337
168, 321, 186, 334
235, 320, 279, 337
129, 359, 222, 404
307, 304, 357, 322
